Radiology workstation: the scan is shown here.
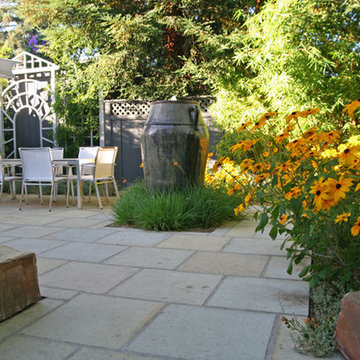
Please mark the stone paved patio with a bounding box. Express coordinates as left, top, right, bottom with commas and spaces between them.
0, 196, 344, 359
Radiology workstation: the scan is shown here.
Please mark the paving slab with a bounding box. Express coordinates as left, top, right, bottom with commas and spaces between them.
109, 268, 221, 305
36, 257, 68, 275
98, 230, 169, 247
46, 217, 107, 228
179, 251, 268, 276
0, 223, 18, 232
104, 247, 194, 269
156, 234, 230, 251
207, 277, 309, 315
68, 347, 156, 360
40, 262, 139, 294
127, 304, 275, 360
265, 256, 311, 281
0, 298, 63, 342
0, 236, 18, 243
40, 286, 79, 301
223, 237, 287, 256
44, 227, 117, 242
0, 334, 79, 360
2, 238, 67, 256
40, 242, 127, 262
0, 215, 62, 226
22, 294, 164, 350
1, 225, 64, 238
271, 316, 344, 359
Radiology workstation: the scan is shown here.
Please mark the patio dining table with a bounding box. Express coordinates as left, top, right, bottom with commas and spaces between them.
2, 158, 94, 210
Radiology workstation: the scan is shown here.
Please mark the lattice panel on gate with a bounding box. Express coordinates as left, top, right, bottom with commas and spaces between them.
111, 101, 151, 117
109, 97, 216, 117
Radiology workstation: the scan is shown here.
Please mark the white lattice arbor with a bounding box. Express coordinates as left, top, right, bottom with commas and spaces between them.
0, 51, 59, 158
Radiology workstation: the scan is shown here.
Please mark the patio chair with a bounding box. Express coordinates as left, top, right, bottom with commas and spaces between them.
78, 146, 119, 209
18, 147, 70, 211
0, 155, 22, 200
50, 147, 65, 202
78, 146, 99, 175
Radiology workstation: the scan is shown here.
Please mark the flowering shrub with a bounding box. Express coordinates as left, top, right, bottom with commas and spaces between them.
211, 100, 360, 291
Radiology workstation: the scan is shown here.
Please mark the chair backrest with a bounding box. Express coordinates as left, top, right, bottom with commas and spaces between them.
94, 147, 118, 179
50, 147, 64, 160
78, 146, 99, 160
78, 147, 99, 175
19, 147, 54, 182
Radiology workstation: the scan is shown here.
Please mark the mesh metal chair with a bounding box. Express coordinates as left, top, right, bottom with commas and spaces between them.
50, 147, 65, 201
19, 147, 70, 211
78, 146, 99, 175
0, 155, 22, 200
78, 146, 119, 209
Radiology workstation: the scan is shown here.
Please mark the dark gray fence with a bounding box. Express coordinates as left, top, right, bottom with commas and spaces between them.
101, 97, 223, 184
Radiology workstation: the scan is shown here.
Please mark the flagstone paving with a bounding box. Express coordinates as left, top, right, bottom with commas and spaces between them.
0, 197, 344, 359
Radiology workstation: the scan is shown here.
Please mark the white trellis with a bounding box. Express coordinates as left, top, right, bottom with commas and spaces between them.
0, 51, 59, 158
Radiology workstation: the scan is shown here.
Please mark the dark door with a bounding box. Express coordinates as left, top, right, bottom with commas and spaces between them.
15, 107, 41, 151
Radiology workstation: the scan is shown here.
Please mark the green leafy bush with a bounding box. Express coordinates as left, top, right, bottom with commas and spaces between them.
112, 181, 244, 231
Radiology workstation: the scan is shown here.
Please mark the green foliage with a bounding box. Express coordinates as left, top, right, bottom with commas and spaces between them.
112, 181, 244, 231
212, 0, 360, 138
19, 0, 261, 99
282, 282, 346, 357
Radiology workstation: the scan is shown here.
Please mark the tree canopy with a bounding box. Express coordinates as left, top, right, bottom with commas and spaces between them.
211, 0, 360, 133
18, 0, 261, 99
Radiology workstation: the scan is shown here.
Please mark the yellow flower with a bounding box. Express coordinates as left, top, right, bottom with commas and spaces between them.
334, 212, 351, 224
285, 186, 302, 200
208, 152, 214, 157
263, 151, 270, 157
251, 113, 276, 131
343, 99, 360, 120
253, 162, 266, 173
321, 131, 340, 144
230, 139, 260, 152
310, 178, 331, 211
351, 216, 360, 236
237, 121, 252, 132
274, 131, 290, 144
285, 111, 300, 123
303, 127, 318, 139
321, 149, 338, 159
254, 173, 270, 183
140, 163, 144, 168
326, 176, 354, 203
280, 214, 288, 225
273, 147, 279, 153
277, 161, 292, 174
212, 156, 226, 172
234, 204, 246, 215
355, 183, 360, 192
337, 144, 360, 166
244, 193, 252, 204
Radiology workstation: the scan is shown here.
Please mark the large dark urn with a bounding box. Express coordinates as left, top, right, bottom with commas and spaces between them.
141, 100, 209, 190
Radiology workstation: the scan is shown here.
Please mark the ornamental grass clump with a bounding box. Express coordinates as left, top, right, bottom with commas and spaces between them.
208, 99, 360, 356
112, 181, 244, 231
